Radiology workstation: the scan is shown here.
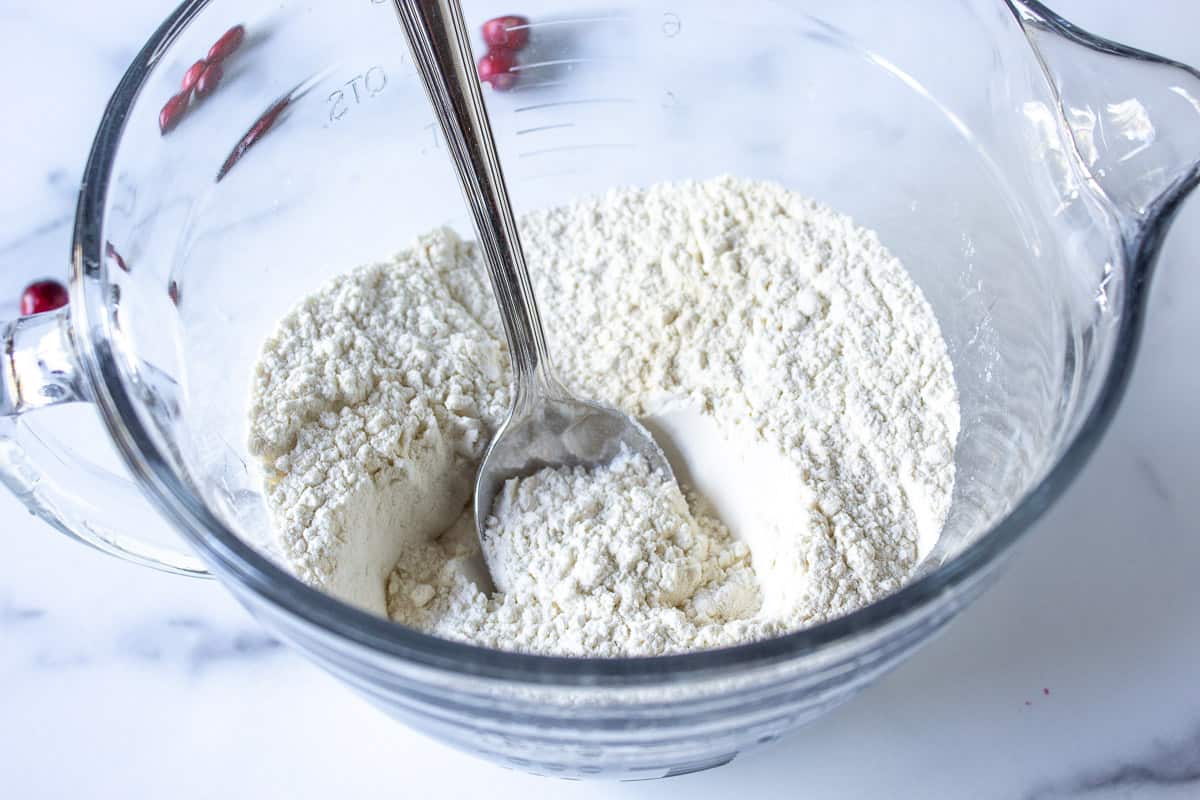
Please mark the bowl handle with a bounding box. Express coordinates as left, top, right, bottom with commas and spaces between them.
1, 306, 209, 577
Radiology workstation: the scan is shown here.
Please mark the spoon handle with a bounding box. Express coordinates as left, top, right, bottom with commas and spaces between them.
392, 0, 557, 403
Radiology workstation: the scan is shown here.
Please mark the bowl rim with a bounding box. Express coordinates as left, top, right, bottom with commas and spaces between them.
67, 0, 1178, 685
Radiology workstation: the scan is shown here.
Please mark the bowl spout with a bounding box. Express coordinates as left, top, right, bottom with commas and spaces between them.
1009, 0, 1200, 224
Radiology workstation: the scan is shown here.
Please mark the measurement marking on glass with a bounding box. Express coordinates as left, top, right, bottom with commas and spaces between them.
515, 122, 576, 135
507, 15, 633, 31
515, 97, 635, 113
511, 58, 615, 73
327, 66, 389, 122
662, 12, 682, 37
420, 120, 441, 154
509, 80, 571, 93
518, 143, 636, 158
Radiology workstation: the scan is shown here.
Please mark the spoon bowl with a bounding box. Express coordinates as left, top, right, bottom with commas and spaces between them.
473, 393, 675, 552
392, 0, 676, 566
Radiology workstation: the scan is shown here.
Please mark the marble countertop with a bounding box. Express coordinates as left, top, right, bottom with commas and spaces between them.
2, 1, 1199, 797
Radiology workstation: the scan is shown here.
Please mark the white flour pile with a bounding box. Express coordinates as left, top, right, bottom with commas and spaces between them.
248, 176, 960, 657
389, 449, 766, 656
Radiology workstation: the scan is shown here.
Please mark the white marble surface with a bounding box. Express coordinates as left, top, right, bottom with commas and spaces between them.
2, 1, 1199, 797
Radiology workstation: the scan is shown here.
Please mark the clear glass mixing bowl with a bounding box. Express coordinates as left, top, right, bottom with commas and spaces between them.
3, 0, 1198, 780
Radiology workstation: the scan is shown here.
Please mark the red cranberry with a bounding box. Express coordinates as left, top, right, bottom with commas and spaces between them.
217, 93, 292, 182
159, 91, 191, 134
105, 241, 130, 272
481, 15, 530, 51
195, 62, 223, 99
20, 280, 69, 316
208, 25, 245, 63
477, 49, 518, 91
182, 59, 208, 92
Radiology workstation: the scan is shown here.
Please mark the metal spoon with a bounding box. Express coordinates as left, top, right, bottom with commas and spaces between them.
391, 0, 675, 571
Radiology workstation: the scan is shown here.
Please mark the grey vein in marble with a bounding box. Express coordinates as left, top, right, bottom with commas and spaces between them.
4, 603, 284, 675
0, 598, 46, 624
0, 212, 74, 256
116, 617, 283, 674
1026, 723, 1200, 799
1134, 456, 1173, 505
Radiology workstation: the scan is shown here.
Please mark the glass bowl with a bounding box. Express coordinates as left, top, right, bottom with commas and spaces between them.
2, 0, 1198, 780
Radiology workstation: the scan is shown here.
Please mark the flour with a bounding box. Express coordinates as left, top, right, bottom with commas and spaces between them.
387, 449, 766, 656
248, 176, 961, 655
246, 233, 510, 612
